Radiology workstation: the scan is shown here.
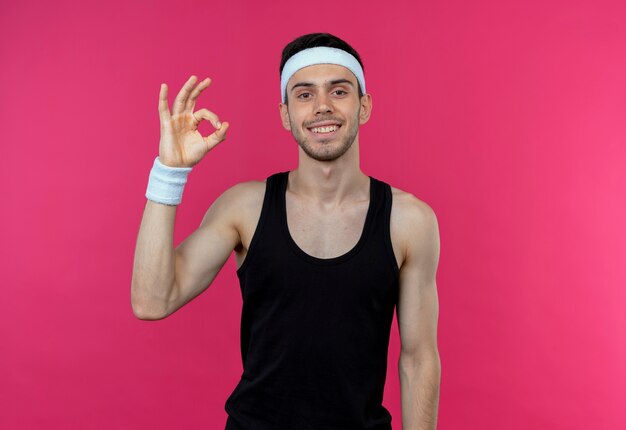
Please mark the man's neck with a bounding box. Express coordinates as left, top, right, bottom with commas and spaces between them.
289, 141, 369, 207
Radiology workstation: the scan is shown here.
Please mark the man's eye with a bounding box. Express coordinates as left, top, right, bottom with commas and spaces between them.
333, 89, 347, 95
298, 93, 311, 99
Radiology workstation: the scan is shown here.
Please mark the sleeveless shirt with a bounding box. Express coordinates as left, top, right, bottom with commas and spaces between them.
224, 171, 400, 430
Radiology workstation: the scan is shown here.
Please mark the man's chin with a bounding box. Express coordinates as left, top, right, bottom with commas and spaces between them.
301, 146, 347, 162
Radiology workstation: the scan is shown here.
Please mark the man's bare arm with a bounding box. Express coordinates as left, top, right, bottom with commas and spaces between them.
130, 75, 233, 320
396, 196, 441, 430
131, 184, 242, 320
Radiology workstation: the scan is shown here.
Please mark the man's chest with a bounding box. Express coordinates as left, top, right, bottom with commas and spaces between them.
235, 184, 405, 271
284, 195, 370, 259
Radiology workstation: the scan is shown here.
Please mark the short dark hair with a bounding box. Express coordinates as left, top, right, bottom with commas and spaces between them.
280, 32, 365, 103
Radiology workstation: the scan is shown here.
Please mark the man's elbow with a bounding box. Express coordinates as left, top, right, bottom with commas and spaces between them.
132, 304, 168, 320
399, 346, 441, 368
130, 284, 170, 320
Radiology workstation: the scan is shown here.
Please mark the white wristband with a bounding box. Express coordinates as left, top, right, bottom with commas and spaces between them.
145, 156, 192, 205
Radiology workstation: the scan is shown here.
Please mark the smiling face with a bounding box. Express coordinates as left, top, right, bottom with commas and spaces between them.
279, 63, 372, 162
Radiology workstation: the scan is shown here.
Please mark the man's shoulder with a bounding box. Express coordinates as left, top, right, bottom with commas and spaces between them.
387, 183, 439, 260
203, 178, 268, 237
388, 184, 436, 222
219, 177, 268, 210
227, 177, 268, 194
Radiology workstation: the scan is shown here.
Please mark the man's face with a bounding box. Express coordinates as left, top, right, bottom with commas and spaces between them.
279, 63, 372, 162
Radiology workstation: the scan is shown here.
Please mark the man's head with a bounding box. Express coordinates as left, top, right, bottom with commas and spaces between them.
278, 33, 372, 162
280, 33, 365, 105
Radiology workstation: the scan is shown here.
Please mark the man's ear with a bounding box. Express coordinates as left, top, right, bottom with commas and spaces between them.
279, 102, 291, 130
358, 94, 372, 125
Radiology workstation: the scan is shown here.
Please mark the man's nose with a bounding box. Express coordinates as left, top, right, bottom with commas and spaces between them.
315, 93, 333, 114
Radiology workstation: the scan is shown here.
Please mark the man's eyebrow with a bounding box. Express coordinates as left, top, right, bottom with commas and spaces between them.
328, 79, 355, 87
290, 82, 314, 92
290, 78, 355, 93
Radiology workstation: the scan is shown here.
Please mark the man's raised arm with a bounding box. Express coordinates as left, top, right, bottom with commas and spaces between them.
130, 75, 234, 320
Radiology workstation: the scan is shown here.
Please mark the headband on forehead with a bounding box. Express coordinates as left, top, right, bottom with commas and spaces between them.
280, 46, 366, 103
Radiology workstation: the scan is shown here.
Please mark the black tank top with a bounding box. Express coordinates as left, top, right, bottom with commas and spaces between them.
225, 171, 400, 430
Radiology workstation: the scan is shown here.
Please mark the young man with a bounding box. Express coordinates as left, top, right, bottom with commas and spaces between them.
132, 33, 441, 430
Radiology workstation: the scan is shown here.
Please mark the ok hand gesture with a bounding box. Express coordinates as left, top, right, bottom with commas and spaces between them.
158, 75, 229, 168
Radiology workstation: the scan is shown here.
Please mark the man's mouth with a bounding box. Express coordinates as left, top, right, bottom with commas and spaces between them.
310, 125, 339, 133
307, 123, 341, 136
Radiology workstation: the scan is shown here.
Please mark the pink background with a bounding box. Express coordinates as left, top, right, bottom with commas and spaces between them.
1, 0, 625, 428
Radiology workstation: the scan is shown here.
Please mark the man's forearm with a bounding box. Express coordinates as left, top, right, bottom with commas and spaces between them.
398, 353, 441, 430
131, 200, 178, 319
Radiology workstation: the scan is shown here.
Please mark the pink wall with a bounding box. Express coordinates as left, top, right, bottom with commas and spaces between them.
1, 0, 624, 428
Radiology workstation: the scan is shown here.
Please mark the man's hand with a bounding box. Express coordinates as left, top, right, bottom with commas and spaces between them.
158, 75, 230, 168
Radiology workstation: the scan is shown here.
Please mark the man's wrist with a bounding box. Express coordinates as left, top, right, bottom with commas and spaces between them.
145, 156, 192, 205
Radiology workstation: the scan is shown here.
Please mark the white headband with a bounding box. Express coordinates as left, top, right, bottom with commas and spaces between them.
280, 46, 366, 103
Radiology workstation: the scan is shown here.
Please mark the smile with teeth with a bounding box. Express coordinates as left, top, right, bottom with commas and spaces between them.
309, 125, 340, 133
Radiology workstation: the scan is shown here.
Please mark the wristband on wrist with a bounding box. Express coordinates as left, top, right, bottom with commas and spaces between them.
145, 156, 193, 205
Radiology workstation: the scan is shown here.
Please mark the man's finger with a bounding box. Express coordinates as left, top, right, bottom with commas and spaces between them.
185, 77, 212, 112
158, 83, 171, 123
172, 75, 197, 115
204, 121, 230, 150
192, 108, 221, 129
